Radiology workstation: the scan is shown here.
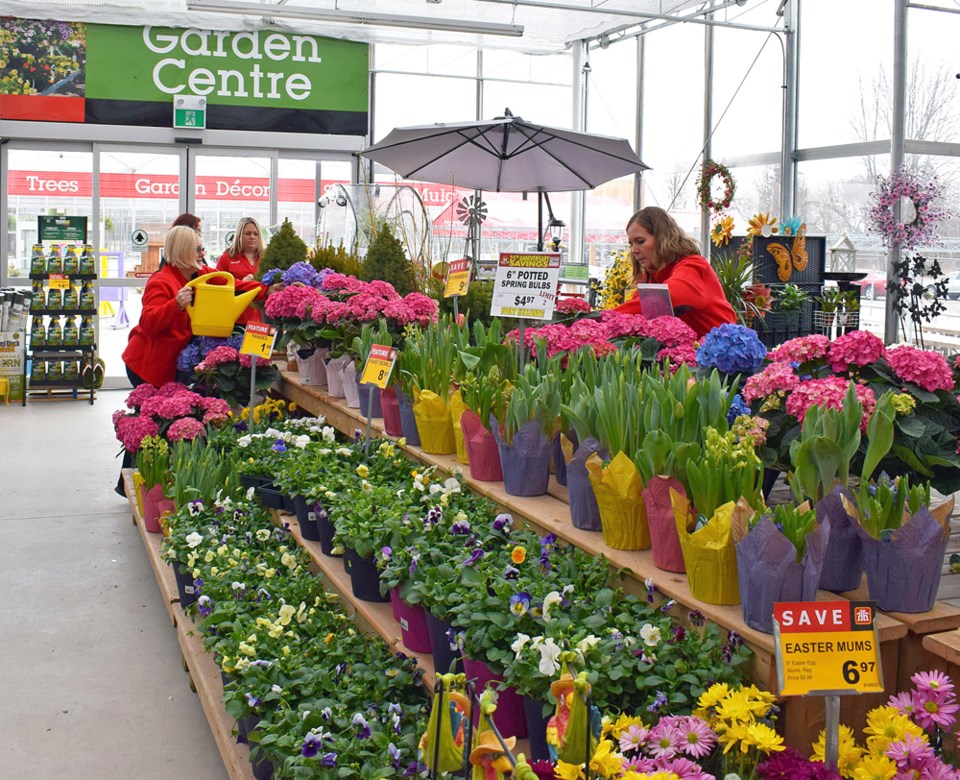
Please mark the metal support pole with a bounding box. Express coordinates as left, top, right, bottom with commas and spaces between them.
824, 695, 841, 769
780, 0, 799, 220
886, 0, 908, 345
248, 359, 257, 434
634, 35, 646, 212
700, 2, 715, 259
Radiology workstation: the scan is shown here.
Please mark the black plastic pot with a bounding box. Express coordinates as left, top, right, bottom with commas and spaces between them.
292, 495, 321, 542
343, 546, 389, 603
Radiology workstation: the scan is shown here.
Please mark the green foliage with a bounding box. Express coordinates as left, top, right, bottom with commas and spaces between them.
427, 277, 497, 326
360, 225, 417, 296
135, 435, 169, 491
168, 438, 240, 506
313, 242, 362, 277
257, 218, 308, 281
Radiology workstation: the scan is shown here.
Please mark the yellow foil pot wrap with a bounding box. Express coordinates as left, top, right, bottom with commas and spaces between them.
449, 388, 470, 465
131, 470, 146, 517
412, 389, 457, 455
586, 451, 650, 550
672, 488, 745, 605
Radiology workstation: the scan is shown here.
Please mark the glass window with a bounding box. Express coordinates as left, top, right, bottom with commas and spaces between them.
373, 73, 477, 140
193, 154, 271, 260
482, 50, 571, 85
907, 8, 960, 143
587, 40, 638, 142
278, 158, 322, 249
375, 43, 478, 77
482, 81, 570, 127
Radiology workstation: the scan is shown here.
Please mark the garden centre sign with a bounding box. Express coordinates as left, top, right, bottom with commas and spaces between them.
0, 16, 368, 135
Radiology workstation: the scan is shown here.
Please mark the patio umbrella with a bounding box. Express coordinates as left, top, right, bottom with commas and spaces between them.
358, 111, 648, 194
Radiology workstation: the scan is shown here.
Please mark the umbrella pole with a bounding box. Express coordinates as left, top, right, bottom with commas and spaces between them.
537, 191, 545, 252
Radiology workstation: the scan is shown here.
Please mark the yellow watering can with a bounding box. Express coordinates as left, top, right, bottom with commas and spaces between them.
185, 271, 260, 337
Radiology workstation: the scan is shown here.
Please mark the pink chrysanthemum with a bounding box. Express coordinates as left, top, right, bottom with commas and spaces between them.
622, 755, 656, 772
668, 716, 716, 759
913, 670, 955, 694
115, 414, 160, 452
913, 689, 959, 731
885, 732, 935, 772
125, 382, 159, 409
166, 417, 206, 442
742, 361, 801, 404
827, 330, 887, 373
887, 690, 916, 717
660, 755, 710, 779
647, 723, 681, 759
886, 345, 954, 392
767, 334, 831, 364
619, 723, 649, 754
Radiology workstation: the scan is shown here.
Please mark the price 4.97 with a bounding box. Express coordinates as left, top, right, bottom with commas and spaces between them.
514, 295, 535, 306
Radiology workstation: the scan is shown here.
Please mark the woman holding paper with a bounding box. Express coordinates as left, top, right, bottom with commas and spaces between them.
614, 207, 735, 337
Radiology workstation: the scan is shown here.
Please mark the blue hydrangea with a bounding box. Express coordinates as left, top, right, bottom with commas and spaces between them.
261, 268, 282, 285
726, 393, 750, 425
695, 323, 767, 375
176, 339, 203, 372
281, 261, 319, 287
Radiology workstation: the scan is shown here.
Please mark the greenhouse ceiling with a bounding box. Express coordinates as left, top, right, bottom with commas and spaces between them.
0, 0, 780, 54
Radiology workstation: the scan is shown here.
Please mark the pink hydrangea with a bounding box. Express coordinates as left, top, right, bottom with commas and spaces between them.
196, 345, 239, 371
555, 296, 592, 314
323, 300, 352, 324
743, 361, 801, 403
166, 417, 206, 442
767, 334, 831, 364
645, 316, 697, 347
886, 345, 955, 393
827, 330, 887, 373
265, 285, 323, 319
156, 381, 190, 397
402, 292, 439, 326
345, 291, 387, 322
144, 391, 202, 421
382, 298, 415, 327
125, 383, 159, 410
320, 272, 366, 295
599, 310, 651, 339
658, 343, 699, 369
200, 396, 231, 423
364, 279, 401, 301
112, 409, 129, 428
115, 414, 160, 452
784, 377, 876, 426
239, 353, 272, 369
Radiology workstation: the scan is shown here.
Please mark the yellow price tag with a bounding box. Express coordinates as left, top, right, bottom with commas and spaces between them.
48, 275, 70, 290
240, 323, 277, 358
774, 601, 883, 696
444, 259, 471, 298
360, 345, 398, 389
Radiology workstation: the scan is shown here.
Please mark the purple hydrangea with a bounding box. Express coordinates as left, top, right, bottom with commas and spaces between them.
281, 261, 319, 287
696, 323, 767, 375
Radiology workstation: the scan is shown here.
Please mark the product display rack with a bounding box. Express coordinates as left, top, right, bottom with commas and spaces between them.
24, 264, 98, 405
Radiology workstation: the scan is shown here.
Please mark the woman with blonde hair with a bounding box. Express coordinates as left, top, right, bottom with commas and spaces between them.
614, 206, 735, 337
122, 225, 272, 387
216, 216, 266, 324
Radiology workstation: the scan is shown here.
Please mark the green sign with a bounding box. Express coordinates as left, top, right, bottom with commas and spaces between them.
560, 264, 590, 282
38, 216, 88, 242
85, 25, 368, 112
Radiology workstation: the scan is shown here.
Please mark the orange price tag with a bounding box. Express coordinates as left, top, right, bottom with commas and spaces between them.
48, 274, 70, 290
240, 323, 277, 358
360, 344, 397, 389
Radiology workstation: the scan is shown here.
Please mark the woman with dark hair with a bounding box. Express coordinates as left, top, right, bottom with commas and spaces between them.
614, 206, 735, 337
216, 216, 265, 325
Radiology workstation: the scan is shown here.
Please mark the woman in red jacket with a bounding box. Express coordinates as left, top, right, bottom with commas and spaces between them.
122, 225, 270, 388
614, 207, 736, 338
216, 216, 265, 325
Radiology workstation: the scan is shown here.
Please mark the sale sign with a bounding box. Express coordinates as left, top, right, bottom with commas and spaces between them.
360, 344, 397, 389
240, 323, 277, 358
773, 601, 882, 696
444, 258, 471, 298
490, 252, 561, 321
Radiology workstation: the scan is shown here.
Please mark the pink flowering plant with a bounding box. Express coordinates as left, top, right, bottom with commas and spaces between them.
745, 330, 960, 494
113, 380, 232, 453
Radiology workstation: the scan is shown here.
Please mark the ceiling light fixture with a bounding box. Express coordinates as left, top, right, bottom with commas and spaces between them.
186, 0, 524, 37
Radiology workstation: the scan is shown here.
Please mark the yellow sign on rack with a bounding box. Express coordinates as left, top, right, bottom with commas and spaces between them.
444, 258, 471, 298
48, 274, 70, 290
774, 601, 882, 696
360, 344, 398, 389
240, 323, 277, 358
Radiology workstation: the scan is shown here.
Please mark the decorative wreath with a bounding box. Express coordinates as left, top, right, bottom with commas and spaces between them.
697, 160, 735, 214
868, 165, 950, 251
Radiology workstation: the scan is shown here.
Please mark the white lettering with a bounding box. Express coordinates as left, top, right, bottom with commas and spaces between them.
211, 30, 230, 58
181, 29, 210, 57
142, 26, 179, 55
232, 30, 261, 60
263, 33, 290, 61
135, 177, 180, 196
25, 174, 79, 193
291, 35, 322, 63
798, 611, 811, 626
153, 58, 185, 94
188, 67, 216, 95
250, 63, 264, 98
215, 180, 270, 199
265, 71, 283, 99
219, 70, 248, 97
285, 73, 310, 101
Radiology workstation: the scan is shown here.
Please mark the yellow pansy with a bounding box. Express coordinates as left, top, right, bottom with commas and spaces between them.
278, 604, 296, 626
238, 642, 256, 657
356, 464, 370, 478
268, 624, 283, 639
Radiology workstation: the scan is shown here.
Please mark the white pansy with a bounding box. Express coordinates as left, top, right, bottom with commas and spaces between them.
271, 685, 282, 694
246, 487, 256, 501
237, 435, 253, 447
541, 590, 562, 621
640, 623, 662, 647
335, 447, 353, 457
185, 532, 204, 548
322, 426, 336, 443
510, 633, 531, 657
294, 434, 311, 449
576, 635, 600, 654
538, 638, 562, 676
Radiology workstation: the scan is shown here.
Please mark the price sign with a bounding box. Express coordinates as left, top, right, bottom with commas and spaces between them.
490, 252, 562, 320
48, 274, 70, 290
444, 258, 472, 298
240, 323, 277, 358
360, 344, 398, 389
774, 601, 882, 696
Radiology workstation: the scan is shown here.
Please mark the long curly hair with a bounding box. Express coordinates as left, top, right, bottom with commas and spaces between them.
627, 206, 701, 282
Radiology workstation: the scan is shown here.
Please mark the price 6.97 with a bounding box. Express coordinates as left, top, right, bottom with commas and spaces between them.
514, 295, 535, 306
842, 659, 875, 684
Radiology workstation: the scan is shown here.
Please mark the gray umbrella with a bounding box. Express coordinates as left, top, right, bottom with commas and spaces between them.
357, 111, 648, 193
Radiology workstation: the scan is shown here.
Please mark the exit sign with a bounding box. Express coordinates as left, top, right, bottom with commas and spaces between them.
173, 95, 206, 130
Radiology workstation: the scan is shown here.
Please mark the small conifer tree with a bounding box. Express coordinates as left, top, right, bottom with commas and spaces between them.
360, 224, 418, 296
257, 218, 307, 281
313, 242, 363, 277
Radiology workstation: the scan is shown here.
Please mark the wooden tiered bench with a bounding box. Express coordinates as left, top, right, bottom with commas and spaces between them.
122, 469, 255, 780
278, 372, 919, 751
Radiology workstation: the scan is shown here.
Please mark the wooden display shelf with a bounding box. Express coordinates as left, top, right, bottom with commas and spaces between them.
121, 469, 254, 780
277, 373, 912, 750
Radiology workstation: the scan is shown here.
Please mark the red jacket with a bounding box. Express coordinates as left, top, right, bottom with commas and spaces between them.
122, 264, 263, 387
216, 250, 263, 325
614, 254, 736, 338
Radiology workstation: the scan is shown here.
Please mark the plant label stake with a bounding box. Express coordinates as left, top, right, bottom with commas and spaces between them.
240, 323, 277, 432
773, 600, 882, 771
359, 344, 397, 455
490, 251, 562, 371
444, 258, 471, 322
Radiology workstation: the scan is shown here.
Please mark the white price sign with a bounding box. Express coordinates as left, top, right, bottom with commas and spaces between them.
490, 252, 561, 321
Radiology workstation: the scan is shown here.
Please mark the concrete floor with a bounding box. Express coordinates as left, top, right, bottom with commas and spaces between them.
0, 390, 228, 780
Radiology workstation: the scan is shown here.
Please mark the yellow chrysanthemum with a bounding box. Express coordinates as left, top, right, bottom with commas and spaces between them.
554, 761, 584, 780
812, 724, 862, 779
604, 712, 645, 739
695, 682, 731, 716
747, 211, 779, 237
744, 722, 785, 755
717, 720, 750, 754
711, 215, 735, 246
852, 754, 897, 780
863, 706, 924, 755
590, 739, 623, 777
